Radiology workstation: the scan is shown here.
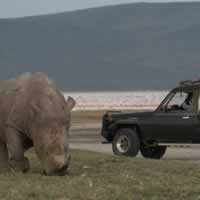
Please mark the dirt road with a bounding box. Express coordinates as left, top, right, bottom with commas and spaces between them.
70, 125, 200, 161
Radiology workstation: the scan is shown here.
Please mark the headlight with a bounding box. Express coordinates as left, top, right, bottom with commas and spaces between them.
105, 114, 113, 122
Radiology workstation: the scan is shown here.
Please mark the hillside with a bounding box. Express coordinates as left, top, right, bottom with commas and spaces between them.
0, 2, 200, 91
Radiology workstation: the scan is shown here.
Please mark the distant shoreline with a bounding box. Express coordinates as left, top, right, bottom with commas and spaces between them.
63, 91, 168, 110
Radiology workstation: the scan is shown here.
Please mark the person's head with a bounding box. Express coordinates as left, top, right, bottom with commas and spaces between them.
185, 92, 192, 105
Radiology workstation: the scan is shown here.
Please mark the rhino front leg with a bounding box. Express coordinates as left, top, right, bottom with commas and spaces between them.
0, 142, 10, 172
6, 127, 30, 172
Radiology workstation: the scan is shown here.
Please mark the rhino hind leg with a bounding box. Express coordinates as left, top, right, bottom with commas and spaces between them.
6, 127, 30, 173
9, 157, 30, 173
0, 142, 10, 172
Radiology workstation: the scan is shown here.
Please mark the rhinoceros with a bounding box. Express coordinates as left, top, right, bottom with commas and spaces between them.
0, 72, 75, 176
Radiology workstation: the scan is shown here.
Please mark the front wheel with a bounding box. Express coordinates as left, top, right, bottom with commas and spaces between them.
140, 145, 167, 159
112, 128, 140, 157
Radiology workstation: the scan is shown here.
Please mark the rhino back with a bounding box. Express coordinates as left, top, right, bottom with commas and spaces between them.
0, 73, 67, 140
8, 73, 67, 133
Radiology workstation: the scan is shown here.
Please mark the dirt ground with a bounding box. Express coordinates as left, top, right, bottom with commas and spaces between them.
70, 125, 200, 161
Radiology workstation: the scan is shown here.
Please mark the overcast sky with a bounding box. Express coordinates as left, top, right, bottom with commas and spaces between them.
0, 0, 199, 18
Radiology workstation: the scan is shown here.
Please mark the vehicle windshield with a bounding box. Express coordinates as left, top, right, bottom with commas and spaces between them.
159, 91, 193, 112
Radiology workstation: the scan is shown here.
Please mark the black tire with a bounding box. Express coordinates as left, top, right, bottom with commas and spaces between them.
112, 128, 140, 157
140, 145, 167, 159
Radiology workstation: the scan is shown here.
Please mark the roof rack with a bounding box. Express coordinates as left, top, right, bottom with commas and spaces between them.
179, 80, 200, 86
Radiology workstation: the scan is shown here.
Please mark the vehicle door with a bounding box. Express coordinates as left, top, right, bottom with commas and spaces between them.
192, 89, 200, 142
143, 90, 196, 142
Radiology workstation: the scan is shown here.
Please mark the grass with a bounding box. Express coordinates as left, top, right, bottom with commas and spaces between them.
1, 110, 199, 199
0, 149, 200, 200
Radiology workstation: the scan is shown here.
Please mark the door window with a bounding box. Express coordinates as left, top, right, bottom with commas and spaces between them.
166, 91, 193, 112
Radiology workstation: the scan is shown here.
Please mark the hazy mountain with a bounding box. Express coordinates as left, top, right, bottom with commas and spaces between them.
0, 2, 200, 91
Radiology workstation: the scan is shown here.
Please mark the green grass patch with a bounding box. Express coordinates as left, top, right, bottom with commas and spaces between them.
0, 150, 200, 200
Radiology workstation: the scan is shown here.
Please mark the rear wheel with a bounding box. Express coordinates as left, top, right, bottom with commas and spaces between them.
112, 128, 140, 157
140, 145, 167, 159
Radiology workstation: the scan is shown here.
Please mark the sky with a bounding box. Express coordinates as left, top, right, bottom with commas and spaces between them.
0, 0, 200, 18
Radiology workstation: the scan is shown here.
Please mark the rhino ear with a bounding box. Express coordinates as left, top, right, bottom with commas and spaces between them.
66, 96, 76, 111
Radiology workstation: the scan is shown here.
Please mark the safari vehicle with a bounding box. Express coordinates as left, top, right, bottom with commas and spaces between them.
101, 80, 200, 159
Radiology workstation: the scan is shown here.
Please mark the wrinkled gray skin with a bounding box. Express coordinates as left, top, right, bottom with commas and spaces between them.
0, 72, 75, 176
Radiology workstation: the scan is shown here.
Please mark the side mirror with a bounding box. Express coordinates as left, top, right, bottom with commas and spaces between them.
160, 106, 168, 113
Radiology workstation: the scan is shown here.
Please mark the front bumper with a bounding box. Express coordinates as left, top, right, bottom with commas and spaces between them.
101, 129, 110, 138
101, 128, 113, 142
